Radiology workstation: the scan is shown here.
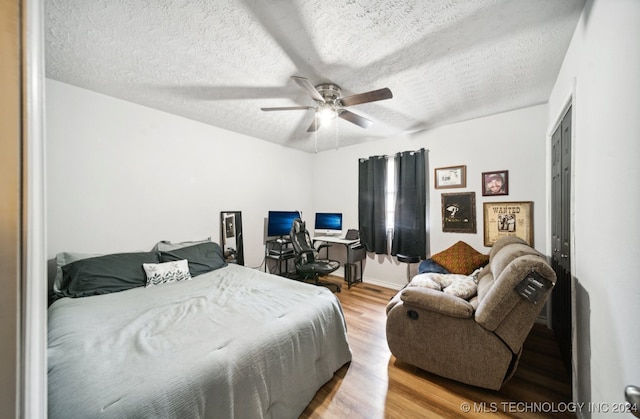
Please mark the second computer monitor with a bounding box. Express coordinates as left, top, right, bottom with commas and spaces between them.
314, 212, 343, 236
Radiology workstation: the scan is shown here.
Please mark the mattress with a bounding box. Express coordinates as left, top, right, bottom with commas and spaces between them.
48, 263, 351, 418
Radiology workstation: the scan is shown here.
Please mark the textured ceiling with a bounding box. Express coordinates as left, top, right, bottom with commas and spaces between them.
45, 0, 585, 153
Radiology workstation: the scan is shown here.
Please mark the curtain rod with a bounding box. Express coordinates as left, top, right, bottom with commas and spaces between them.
359, 148, 429, 162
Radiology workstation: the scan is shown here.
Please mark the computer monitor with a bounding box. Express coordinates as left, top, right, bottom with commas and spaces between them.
267, 211, 301, 238
314, 212, 343, 236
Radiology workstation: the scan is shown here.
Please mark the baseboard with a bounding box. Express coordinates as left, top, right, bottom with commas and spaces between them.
328, 268, 403, 291
361, 277, 403, 291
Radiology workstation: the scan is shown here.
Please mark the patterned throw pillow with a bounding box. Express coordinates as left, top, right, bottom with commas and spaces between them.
143, 259, 192, 287
430, 241, 489, 275
409, 272, 478, 300
409, 273, 442, 290
443, 277, 478, 299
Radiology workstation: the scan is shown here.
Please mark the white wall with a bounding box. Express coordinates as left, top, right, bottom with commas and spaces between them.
46, 79, 314, 268
312, 105, 549, 289
47, 80, 549, 293
548, 0, 640, 415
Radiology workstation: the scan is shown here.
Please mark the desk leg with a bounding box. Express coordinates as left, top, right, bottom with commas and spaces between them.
345, 263, 353, 288
344, 262, 363, 289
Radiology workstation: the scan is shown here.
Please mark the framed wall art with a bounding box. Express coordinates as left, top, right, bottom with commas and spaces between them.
482, 170, 509, 196
441, 192, 476, 233
483, 201, 533, 246
434, 165, 466, 189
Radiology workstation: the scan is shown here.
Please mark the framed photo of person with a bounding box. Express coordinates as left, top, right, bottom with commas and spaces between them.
434, 165, 466, 189
483, 201, 533, 246
441, 192, 476, 233
482, 170, 509, 196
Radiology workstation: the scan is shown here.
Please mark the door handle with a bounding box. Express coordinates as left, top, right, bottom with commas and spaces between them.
626, 385, 640, 418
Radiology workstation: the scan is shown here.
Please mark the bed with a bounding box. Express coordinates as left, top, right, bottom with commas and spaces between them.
48, 242, 352, 418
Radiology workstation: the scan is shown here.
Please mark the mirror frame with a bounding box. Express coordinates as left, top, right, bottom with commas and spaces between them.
220, 211, 244, 265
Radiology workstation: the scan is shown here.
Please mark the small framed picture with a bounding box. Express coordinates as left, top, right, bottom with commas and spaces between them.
441, 192, 477, 233
482, 170, 509, 196
435, 165, 466, 189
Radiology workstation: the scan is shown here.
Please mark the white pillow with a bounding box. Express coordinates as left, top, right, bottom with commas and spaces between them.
443, 277, 478, 299
408, 273, 442, 290
408, 272, 478, 300
143, 259, 191, 287
428, 272, 469, 288
409, 272, 469, 289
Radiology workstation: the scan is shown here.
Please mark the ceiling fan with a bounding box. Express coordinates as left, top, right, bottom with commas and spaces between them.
261, 76, 393, 132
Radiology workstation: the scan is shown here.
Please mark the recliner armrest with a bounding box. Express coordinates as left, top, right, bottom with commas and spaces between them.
400, 287, 474, 319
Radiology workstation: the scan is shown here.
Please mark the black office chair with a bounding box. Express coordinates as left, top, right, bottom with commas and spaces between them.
289, 218, 341, 292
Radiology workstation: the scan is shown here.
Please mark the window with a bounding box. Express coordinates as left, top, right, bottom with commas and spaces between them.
385, 157, 396, 231
358, 149, 428, 258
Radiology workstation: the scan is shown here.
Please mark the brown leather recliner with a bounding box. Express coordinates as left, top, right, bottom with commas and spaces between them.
385, 236, 556, 390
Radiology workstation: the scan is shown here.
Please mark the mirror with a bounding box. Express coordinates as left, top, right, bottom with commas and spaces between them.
220, 211, 244, 265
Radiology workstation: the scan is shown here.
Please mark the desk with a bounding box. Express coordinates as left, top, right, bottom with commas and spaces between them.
313, 236, 365, 288
264, 239, 295, 276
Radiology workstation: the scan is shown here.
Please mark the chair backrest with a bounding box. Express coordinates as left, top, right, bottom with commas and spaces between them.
289, 218, 317, 263
345, 229, 360, 240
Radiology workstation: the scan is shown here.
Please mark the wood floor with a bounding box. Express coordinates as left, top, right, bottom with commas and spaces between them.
301, 279, 573, 419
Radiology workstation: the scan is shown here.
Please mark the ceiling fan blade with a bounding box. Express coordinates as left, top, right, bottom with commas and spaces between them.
261, 106, 314, 111
338, 109, 373, 129
339, 87, 393, 107
292, 76, 325, 103
307, 117, 322, 132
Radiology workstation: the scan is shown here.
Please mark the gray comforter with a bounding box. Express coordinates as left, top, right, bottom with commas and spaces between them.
48, 264, 352, 418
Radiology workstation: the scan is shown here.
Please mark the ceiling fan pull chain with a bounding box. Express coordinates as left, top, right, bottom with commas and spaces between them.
314, 120, 318, 153
335, 117, 339, 150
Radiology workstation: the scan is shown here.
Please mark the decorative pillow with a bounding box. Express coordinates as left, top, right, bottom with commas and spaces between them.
159, 242, 227, 277
59, 252, 160, 298
151, 237, 212, 252
408, 272, 479, 300
409, 273, 442, 290
430, 241, 489, 275
443, 277, 478, 299
143, 259, 191, 287
431, 273, 468, 288
418, 258, 450, 275
53, 252, 102, 294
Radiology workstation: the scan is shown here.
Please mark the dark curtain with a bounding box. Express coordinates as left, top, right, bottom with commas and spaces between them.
391, 149, 428, 258
358, 156, 388, 254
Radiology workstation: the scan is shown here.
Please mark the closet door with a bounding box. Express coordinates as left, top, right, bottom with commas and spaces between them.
551, 106, 572, 373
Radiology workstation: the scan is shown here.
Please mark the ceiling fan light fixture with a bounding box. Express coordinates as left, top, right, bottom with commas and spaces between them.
260, 76, 393, 135
317, 103, 336, 122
